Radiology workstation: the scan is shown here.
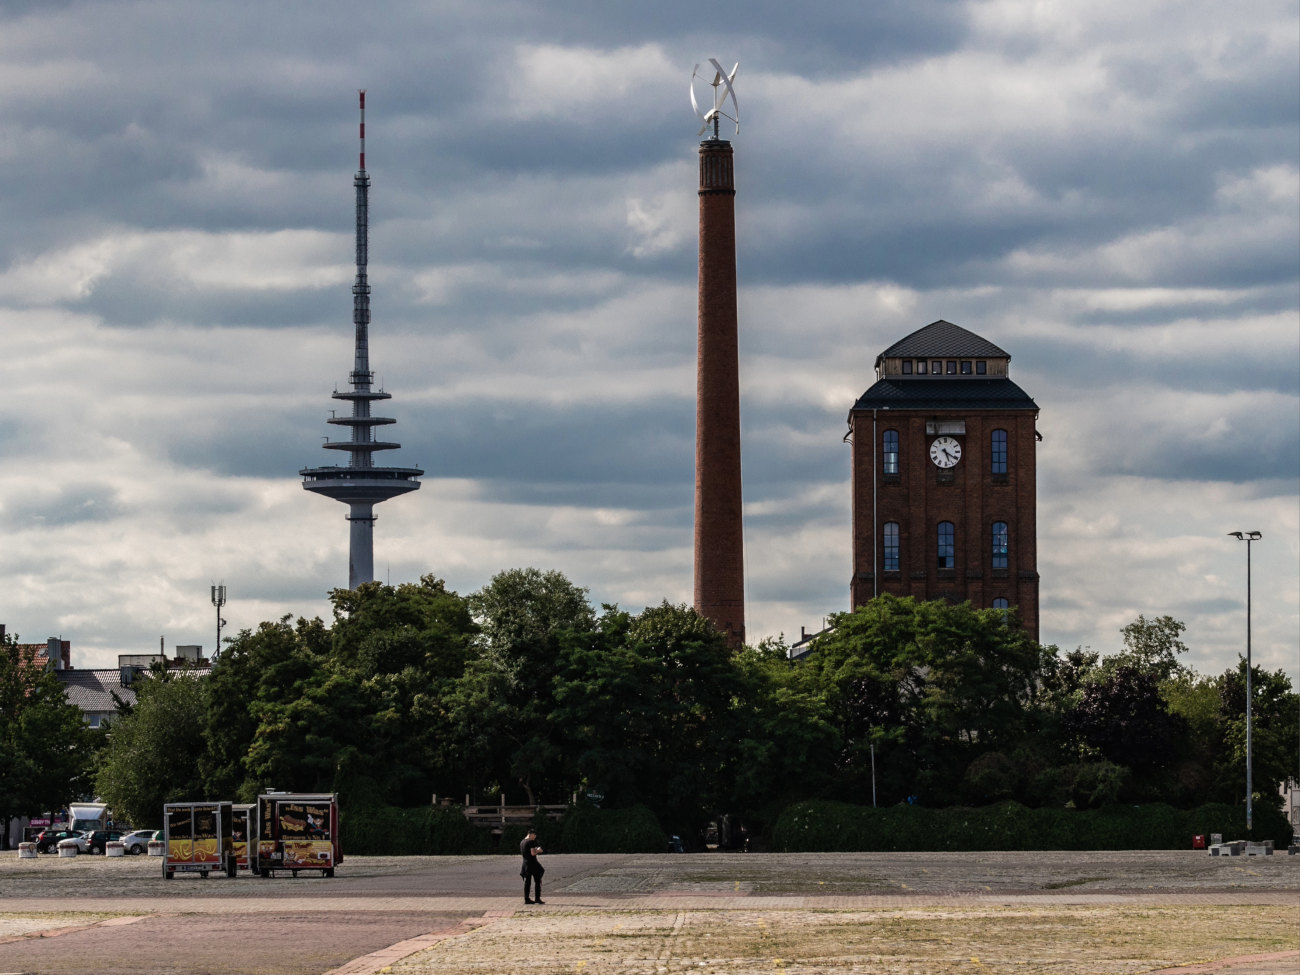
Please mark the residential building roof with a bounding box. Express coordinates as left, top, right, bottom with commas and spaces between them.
56, 669, 136, 717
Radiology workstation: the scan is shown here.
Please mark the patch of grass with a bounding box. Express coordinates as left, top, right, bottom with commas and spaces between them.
391, 904, 1299, 975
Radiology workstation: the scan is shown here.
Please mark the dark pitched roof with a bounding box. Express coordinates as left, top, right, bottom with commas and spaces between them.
879, 320, 1009, 360
56, 670, 136, 714
852, 378, 1038, 412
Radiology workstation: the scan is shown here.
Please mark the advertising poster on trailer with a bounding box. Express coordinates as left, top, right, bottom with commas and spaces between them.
257, 793, 340, 877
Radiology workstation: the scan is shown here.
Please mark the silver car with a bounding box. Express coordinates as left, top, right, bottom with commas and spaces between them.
121, 829, 155, 855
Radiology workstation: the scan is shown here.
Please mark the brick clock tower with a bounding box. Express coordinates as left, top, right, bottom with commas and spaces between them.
848, 320, 1040, 641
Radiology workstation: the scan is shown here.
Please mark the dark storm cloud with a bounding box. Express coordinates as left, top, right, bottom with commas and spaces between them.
0, 483, 124, 528
163, 404, 328, 478
531, 0, 971, 72
1012, 332, 1300, 399
1103, 427, 1300, 485
81, 278, 341, 330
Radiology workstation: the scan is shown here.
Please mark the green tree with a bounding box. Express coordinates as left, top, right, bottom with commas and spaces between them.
94, 667, 208, 827
456, 568, 597, 805
730, 636, 839, 821
1118, 614, 1190, 682
619, 602, 740, 831
329, 576, 473, 681
0, 637, 95, 845
1214, 660, 1299, 812
329, 577, 475, 806
1065, 664, 1189, 802
200, 616, 327, 801
798, 595, 1053, 806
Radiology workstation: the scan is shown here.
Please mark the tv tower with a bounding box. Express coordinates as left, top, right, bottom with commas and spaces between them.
300, 91, 421, 590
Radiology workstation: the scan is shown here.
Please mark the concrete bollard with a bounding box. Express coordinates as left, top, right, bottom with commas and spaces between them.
18, 842, 37, 858
147, 840, 165, 857
57, 839, 79, 857
106, 841, 126, 857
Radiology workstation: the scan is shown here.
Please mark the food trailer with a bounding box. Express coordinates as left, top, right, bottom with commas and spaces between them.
255, 793, 341, 878
163, 802, 236, 879
231, 803, 256, 872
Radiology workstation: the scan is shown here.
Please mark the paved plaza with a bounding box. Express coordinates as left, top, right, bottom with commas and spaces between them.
0, 850, 1296, 974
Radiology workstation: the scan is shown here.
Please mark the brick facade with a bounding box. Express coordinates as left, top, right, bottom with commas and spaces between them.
848, 322, 1039, 641
693, 139, 745, 647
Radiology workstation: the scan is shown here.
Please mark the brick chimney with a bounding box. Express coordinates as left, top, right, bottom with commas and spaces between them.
693, 138, 745, 648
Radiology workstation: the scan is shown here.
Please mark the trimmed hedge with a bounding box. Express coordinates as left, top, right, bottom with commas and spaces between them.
340, 803, 492, 856
558, 803, 668, 854
770, 799, 1294, 852
339, 802, 668, 856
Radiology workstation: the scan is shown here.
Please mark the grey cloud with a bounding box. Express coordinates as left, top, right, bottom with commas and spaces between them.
79, 279, 340, 330
1103, 431, 1299, 485
0, 483, 124, 528
1013, 334, 1300, 400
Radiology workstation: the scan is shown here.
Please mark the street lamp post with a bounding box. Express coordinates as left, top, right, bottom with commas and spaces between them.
1227, 531, 1261, 833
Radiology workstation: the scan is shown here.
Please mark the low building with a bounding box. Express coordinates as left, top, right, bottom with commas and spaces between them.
19, 635, 211, 729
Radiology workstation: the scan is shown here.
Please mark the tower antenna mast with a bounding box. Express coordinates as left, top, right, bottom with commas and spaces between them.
300, 91, 422, 589
210, 584, 227, 658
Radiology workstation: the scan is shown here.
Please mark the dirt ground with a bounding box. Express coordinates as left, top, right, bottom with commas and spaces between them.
0, 850, 1295, 975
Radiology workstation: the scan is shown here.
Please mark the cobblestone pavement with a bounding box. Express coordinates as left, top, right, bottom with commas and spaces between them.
0, 851, 1295, 974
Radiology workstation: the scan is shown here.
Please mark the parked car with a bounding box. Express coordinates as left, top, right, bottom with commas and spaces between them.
83, 829, 127, 855
121, 829, 156, 855
34, 828, 88, 854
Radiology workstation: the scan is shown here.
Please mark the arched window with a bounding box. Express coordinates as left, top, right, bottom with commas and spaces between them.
991, 429, 1008, 475
992, 597, 1009, 610
882, 430, 899, 475
937, 521, 955, 569
883, 522, 900, 571
992, 521, 1009, 569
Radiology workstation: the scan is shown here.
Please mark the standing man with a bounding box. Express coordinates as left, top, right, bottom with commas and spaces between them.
519, 828, 545, 904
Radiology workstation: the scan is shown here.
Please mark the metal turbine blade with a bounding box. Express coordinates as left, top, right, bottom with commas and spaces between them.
709, 57, 740, 133
691, 58, 741, 136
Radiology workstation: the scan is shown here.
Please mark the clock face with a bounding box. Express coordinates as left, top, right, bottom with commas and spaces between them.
929, 436, 962, 468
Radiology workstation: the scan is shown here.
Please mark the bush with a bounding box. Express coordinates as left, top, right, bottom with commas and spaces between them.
770, 799, 1294, 852
558, 803, 668, 853
341, 803, 491, 856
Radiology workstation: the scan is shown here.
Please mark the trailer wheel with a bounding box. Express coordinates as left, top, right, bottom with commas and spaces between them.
259, 868, 270, 878
291, 870, 298, 878
200, 871, 209, 879
165, 870, 174, 879
324, 868, 334, 878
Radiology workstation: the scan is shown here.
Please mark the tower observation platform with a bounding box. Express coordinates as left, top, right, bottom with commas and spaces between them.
300, 92, 421, 590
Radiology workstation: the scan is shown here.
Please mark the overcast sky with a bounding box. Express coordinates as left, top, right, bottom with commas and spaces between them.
1, 0, 1296, 682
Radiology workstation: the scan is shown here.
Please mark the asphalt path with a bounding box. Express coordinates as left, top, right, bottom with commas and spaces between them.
0, 851, 1296, 975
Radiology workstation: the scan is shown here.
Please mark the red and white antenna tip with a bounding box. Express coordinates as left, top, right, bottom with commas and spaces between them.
358, 90, 366, 170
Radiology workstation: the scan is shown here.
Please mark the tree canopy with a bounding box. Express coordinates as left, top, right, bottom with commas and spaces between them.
86, 575, 1298, 843
0, 635, 95, 841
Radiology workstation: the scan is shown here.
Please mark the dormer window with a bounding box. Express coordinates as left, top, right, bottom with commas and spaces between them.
946, 360, 957, 375
930, 360, 941, 374
917, 360, 927, 375
960, 361, 972, 375
901, 360, 913, 375
976, 360, 987, 375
